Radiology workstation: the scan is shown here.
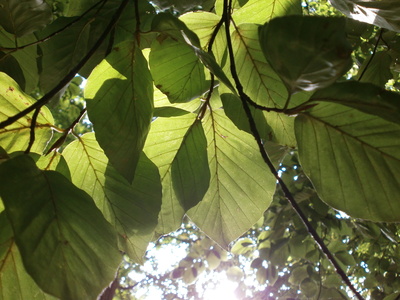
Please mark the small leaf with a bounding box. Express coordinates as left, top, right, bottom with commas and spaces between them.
330, 0, 400, 32
259, 16, 353, 95
226, 266, 244, 281
300, 278, 318, 298
0, 73, 54, 154
172, 120, 210, 211
0, 0, 52, 37
231, 238, 256, 255
0, 155, 121, 299
86, 41, 153, 182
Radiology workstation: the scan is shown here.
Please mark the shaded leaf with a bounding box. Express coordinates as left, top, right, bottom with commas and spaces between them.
86, 41, 153, 182
259, 16, 352, 95
0, 155, 121, 299
0, 0, 52, 37
295, 102, 400, 221
0, 72, 54, 154
0, 51, 25, 90
300, 278, 318, 298
62, 133, 161, 263
188, 106, 276, 248
0, 213, 56, 300
330, 0, 400, 32
172, 120, 210, 211
356, 51, 392, 87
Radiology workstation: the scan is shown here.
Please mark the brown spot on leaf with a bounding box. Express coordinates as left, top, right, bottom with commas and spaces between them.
6, 86, 14, 92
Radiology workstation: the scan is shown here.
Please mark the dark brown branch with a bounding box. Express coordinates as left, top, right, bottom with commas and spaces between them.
24, 108, 41, 154
0, 0, 130, 130
0, 0, 108, 52
358, 29, 383, 82
221, 0, 364, 299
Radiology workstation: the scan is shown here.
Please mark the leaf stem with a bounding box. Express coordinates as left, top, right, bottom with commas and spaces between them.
24, 108, 41, 154
221, 1, 364, 298
0, 0, 130, 130
358, 29, 383, 82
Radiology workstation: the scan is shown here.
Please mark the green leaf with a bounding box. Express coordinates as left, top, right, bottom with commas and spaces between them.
187, 106, 276, 248
37, 17, 90, 94
150, 36, 209, 103
259, 16, 353, 95
330, 0, 400, 32
143, 113, 197, 235
232, 0, 302, 25
0, 73, 54, 154
0, 0, 52, 37
295, 102, 400, 222
0, 213, 56, 300
60, 0, 97, 17
335, 250, 356, 268
356, 51, 392, 87
62, 133, 162, 263
172, 120, 210, 211
310, 81, 400, 125
0, 51, 25, 90
86, 41, 153, 182
0, 155, 121, 299
300, 278, 318, 298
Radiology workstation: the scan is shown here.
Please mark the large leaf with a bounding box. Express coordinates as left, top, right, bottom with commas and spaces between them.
259, 16, 353, 95
0, 0, 52, 37
37, 17, 90, 94
295, 102, 400, 222
356, 51, 392, 88
329, 0, 400, 32
171, 120, 210, 211
62, 133, 162, 263
86, 41, 153, 182
187, 103, 276, 248
0, 213, 56, 300
0, 155, 121, 299
150, 36, 209, 103
0, 73, 54, 154
143, 113, 197, 236
310, 81, 400, 125
0, 51, 25, 90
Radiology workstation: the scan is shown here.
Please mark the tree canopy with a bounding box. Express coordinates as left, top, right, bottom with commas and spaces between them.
0, 0, 400, 299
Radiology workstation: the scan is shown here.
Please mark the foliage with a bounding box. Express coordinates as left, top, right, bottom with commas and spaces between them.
0, 0, 399, 299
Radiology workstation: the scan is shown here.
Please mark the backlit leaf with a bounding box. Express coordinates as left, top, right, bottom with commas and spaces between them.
86, 41, 153, 182
295, 102, 400, 221
62, 133, 162, 263
0, 73, 54, 154
0, 155, 121, 299
356, 51, 392, 87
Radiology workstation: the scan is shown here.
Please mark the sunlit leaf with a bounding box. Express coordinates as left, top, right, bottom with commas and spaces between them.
0, 213, 56, 300
330, 0, 400, 32
0, 0, 52, 37
0, 155, 121, 299
188, 105, 276, 248
62, 133, 161, 263
259, 16, 353, 95
0, 73, 54, 154
295, 102, 400, 222
172, 120, 210, 211
86, 41, 153, 182
143, 113, 197, 235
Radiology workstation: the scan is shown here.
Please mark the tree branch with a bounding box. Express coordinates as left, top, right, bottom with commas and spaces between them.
221, 1, 364, 299
24, 108, 41, 154
0, 0, 130, 130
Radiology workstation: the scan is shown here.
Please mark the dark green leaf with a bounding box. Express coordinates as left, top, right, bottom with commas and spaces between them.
0, 155, 121, 299
172, 120, 210, 211
300, 278, 318, 298
0, 51, 25, 89
295, 102, 400, 222
0, 0, 52, 37
86, 41, 153, 182
259, 16, 353, 95
357, 51, 392, 87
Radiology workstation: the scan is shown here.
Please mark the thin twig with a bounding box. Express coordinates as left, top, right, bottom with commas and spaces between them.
221, 0, 364, 298
0, 0, 108, 52
358, 29, 383, 82
0, 0, 130, 130
24, 108, 41, 154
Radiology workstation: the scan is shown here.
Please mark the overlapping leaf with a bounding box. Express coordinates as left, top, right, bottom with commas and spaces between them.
0, 73, 54, 154
85, 41, 153, 182
356, 51, 392, 87
329, 0, 400, 32
188, 104, 276, 248
259, 16, 353, 95
0, 213, 56, 300
0, 155, 121, 299
62, 133, 162, 263
0, 0, 52, 37
143, 113, 197, 235
295, 102, 400, 222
